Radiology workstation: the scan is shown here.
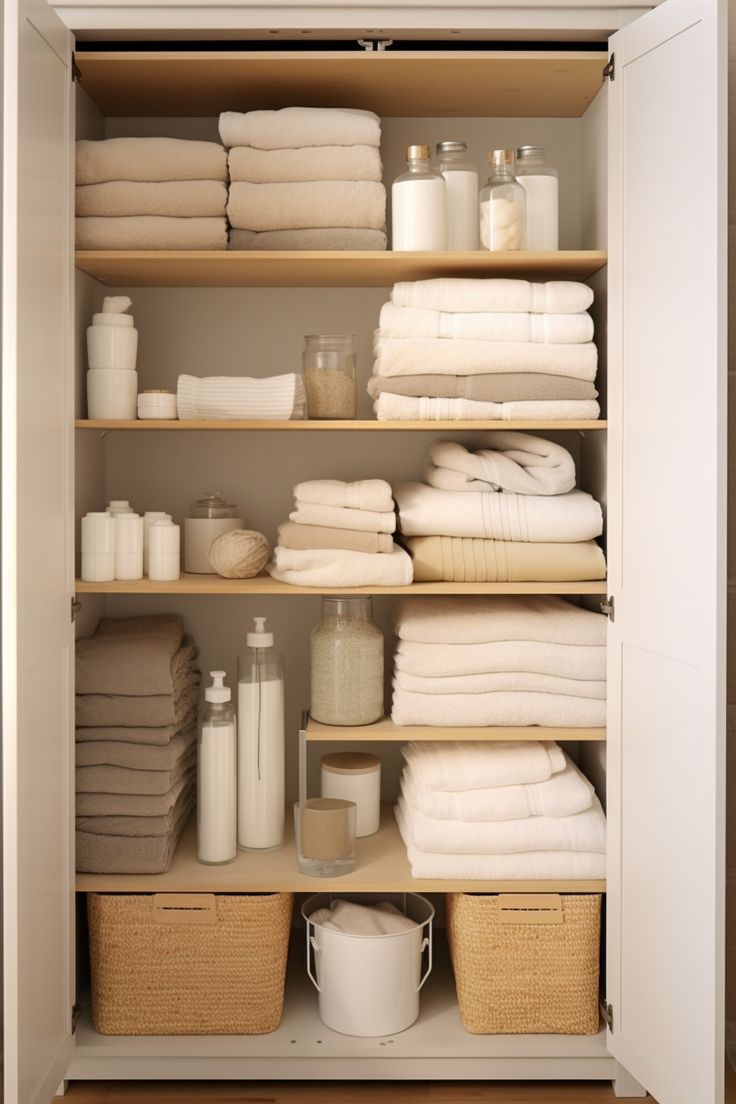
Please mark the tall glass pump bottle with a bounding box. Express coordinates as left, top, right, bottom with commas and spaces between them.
237, 616, 285, 850
197, 671, 237, 865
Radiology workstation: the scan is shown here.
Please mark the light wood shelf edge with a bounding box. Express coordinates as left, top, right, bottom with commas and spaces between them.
306, 716, 606, 742
76, 418, 607, 432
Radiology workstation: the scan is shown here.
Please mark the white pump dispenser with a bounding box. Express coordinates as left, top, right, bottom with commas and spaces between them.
198, 670, 237, 865
247, 616, 274, 647
237, 617, 285, 850
205, 670, 231, 703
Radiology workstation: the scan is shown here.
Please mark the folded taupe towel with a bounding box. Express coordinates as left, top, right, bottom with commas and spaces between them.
96, 612, 183, 644
229, 227, 387, 251
76, 631, 197, 698
75, 746, 196, 796
76, 788, 195, 838
278, 521, 393, 554
76, 137, 228, 185
228, 144, 382, 183
75, 766, 195, 817
75, 726, 196, 771
227, 181, 386, 232
75, 678, 199, 728
75, 710, 196, 746
405, 535, 607, 583
367, 373, 598, 403
219, 107, 381, 150
75, 216, 229, 251
75, 792, 193, 874
76, 180, 228, 218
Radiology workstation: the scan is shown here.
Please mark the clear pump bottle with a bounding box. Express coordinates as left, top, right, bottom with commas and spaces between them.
197, 671, 237, 865
237, 617, 285, 850
480, 149, 527, 252
391, 144, 447, 251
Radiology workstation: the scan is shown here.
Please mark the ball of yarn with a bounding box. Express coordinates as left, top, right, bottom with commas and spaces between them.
208, 529, 270, 579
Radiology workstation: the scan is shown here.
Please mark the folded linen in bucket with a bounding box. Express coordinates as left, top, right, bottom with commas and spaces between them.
75, 792, 192, 874
75, 745, 196, 796
75, 766, 195, 817
378, 303, 594, 344
278, 522, 393, 555
75, 726, 196, 771
219, 107, 381, 150
309, 900, 417, 936
405, 534, 606, 583
294, 478, 394, 513
76, 636, 198, 697
391, 686, 606, 727
227, 181, 386, 232
373, 335, 597, 381
229, 228, 387, 251
374, 394, 601, 422
75, 180, 228, 218
395, 669, 606, 699
401, 740, 565, 791
176, 373, 307, 420
75, 216, 228, 251
75, 679, 199, 728
367, 373, 598, 403
76, 789, 196, 838
75, 137, 228, 185
395, 595, 607, 646
423, 434, 576, 496
290, 500, 396, 534
268, 544, 413, 587
394, 638, 607, 680
228, 144, 383, 183
390, 279, 594, 316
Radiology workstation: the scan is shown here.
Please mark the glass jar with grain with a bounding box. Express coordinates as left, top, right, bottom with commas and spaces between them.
303, 334, 357, 419
310, 596, 384, 726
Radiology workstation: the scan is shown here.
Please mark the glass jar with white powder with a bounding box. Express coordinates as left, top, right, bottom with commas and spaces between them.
391, 144, 447, 251
515, 145, 559, 251
310, 597, 384, 726
437, 140, 479, 250
479, 149, 527, 252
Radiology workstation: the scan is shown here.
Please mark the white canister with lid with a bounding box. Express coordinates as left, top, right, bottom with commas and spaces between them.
148, 520, 181, 581
515, 145, 559, 251
184, 492, 244, 574
81, 512, 116, 582
321, 752, 381, 838
114, 513, 143, 580
87, 296, 138, 371
138, 390, 177, 420
143, 511, 172, 574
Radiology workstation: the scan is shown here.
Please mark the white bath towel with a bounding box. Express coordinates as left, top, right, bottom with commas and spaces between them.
394, 483, 602, 542
228, 144, 383, 183
228, 180, 386, 232
401, 740, 565, 791
219, 107, 381, 150
176, 373, 307, 421
392, 686, 606, 727
379, 302, 594, 344
423, 435, 576, 496
75, 137, 228, 185
394, 638, 607, 680
290, 500, 396, 534
391, 279, 594, 316
268, 543, 413, 587
294, 479, 394, 513
229, 228, 387, 251
394, 669, 606, 699
396, 793, 606, 854
75, 180, 228, 219
75, 217, 228, 251
374, 394, 601, 422
309, 900, 417, 937
373, 335, 597, 381
395, 595, 607, 646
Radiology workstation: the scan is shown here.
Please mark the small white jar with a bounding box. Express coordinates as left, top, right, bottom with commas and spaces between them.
137, 390, 177, 420
114, 513, 143, 580
321, 752, 381, 838
81, 512, 116, 582
148, 520, 181, 581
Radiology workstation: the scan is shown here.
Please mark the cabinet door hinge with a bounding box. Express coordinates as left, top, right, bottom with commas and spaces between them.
600, 596, 615, 621
357, 38, 393, 52
71, 596, 82, 622
71, 52, 82, 83
602, 53, 615, 81
603, 1001, 614, 1033
71, 1002, 81, 1033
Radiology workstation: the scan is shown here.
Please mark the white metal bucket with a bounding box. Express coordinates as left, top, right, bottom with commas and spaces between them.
302, 892, 434, 1037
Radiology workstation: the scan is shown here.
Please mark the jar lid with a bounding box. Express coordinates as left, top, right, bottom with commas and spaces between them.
191, 491, 237, 517
437, 139, 467, 154
321, 752, 381, 775
516, 145, 545, 159
489, 148, 514, 166
406, 144, 431, 160
304, 334, 355, 344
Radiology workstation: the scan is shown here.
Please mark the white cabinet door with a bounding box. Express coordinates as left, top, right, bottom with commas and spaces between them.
606, 1, 726, 1102
2, 0, 75, 1101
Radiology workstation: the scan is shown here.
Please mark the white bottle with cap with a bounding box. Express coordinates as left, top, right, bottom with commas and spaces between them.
197, 671, 237, 865
148, 519, 180, 581
437, 140, 479, 250
86, 296, 139, 420
237, 617, 285, 851
114, 513, 143, 580
80, 512, 116, 582
143, 511, 172, 574
391, 144, 447, 251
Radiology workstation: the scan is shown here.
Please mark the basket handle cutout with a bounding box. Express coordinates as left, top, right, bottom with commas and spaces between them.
152, 893, 217, 924
498, 894, 563, 925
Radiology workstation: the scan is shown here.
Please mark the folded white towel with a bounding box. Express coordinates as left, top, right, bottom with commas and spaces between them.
392, 686, 606, 727
228, 181, 386, 232
373, 335, 597, 381
379, 302, 594, 344
395, 669, 606, 699
290, 500, 396, 534
396, 793, 606, 854
219, 107, 381, 150
229, 227, 387, 251
228, 144, 382, 183
423, 434, 576, 496
395, 595, 607, 646
294, 479, 394, 513
374, 394, 601, 422
394, 638, 607, 680
309, 900, 416, 937
75, 180, 228, 218
391, 279, 594, 315
402, 740, 565, 791
176, 373, 307, 421
76, 217, 228, 251
75, 137, 228, 185
394, 483, 603, 542
268, 543, 413, 587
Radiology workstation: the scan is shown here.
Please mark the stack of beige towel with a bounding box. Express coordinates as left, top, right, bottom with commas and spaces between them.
268, 479, 412, 586
220, 108, 387, 251
368, 278, 601, 421
75, 614, 200, 873
75, 137, 228, 250
394, 432, 606, 583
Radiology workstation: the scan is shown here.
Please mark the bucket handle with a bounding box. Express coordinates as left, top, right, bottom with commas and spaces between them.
417, 919, 433, 992
305, 919, 322, 992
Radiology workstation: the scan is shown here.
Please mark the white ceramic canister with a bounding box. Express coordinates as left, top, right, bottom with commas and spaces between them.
80, 512, 116, 582
184, 492, 244, 574
114, 513, 143, 580
321, 752, 381, 838
148, 520, 181, 581
87, 368, 138, 420
137, 390, 178, 420
87, 295, 138, 371
143, 511, 172, 574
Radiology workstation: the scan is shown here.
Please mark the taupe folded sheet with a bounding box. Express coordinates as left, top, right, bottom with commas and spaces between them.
229, 227, 387, 251
75, 726, 196, 771
95, 613, 183, 643
367, 373, 598, 403
405, 535, 607, 583
75, 677, 199, 728
76, 137, 228, 185
75, 180, 228, 218
76, 767, 195, 817
75, 793, 193, 874
277, 521, 393, 554
76, 789, 195, 838
75, 216, 228, 251
74, 707, 196, 746
76, 747, 196, 796
76, 634, 197, 697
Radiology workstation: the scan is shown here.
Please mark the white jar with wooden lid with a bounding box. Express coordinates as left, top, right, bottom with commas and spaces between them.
320, 752, 381, 838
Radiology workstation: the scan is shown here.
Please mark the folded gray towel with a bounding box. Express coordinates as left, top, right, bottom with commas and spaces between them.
76, 180, 228, 218
75, 766, 195, 817
75, 791, 193, 874
229, 227, 387, 251
76, 788, 195, 838
76, 629, 197, 698
76, 137, 228, 185
227, 181, 386, 232
367, 372, 599, 403
75, 709, 196, 747
75, 726, 196, 771
75, 678, 199, 729
228, 144, 382, 183
76, 745, 195, 796
76, 216, 229, 251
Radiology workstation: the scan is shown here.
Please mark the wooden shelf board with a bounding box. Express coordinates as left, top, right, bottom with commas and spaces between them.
75, 50, 608, 119
75, 573, 608, 596
75, 805, 606, 894
74, 249, 608, 288
76, 418, 607, 432
306, 716, 606, 742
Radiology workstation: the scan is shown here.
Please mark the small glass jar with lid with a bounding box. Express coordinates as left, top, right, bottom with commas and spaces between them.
184, 491, 244, 574
302, 334, 357, 420
479, 149, 527, 252
310, 596, 384, 726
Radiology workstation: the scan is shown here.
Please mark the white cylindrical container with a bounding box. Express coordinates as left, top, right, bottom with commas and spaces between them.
237, 617, 285, 851
86, 295, 138, 371
114, 513, 143, 580
137, 390, 178, 420
184, 492, 244, 574
143, 511, 172, 574
148, 520, 181, 581
437, 140, 479, 250
80, 512, 116, 582
321, 752, 381, 838
303, 893, 434, 1037
87, 368, 138, 420
515, 145, 559, 251
391, 144, 447, 252
197, 671, 237, 865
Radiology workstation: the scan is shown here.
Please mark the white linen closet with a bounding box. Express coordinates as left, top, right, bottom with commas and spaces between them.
1, 0, 727, 1102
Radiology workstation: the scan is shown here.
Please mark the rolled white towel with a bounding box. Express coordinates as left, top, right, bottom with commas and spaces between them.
219, 107, 381, 150
378, 301, 594, 344
391, 278, 594, 315
423, 434, 576, 496
373, 334, 598, 381
374, 393, 601, 422
394, 595, 608, 646
268, 544, 413, 587
294, 479, 393, 513
401, 739, 565, 791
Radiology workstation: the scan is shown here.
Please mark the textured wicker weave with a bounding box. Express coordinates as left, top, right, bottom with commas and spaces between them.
446, 893, 601, 1034
88, 892, 293, 1035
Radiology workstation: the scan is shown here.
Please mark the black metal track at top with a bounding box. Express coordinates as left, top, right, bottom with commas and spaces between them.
74, 39, 606, 53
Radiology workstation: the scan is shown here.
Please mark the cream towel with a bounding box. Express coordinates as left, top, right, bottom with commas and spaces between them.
75, 216, 228, 251
394, 595, 608, 646
75, 137, 228, 185
394, 483, 603, 542
177, 373, 307, 420
373, 335, 597, 381
406, 534, 607, 583
75, 180, 228, 218
228, 144, 382, 183
391, 278, 594, 315
395, 669, 606, 699
401, 740, 565, 791
379, 302, 594, 344
394, 639, 607, 680
268, 544, 412, 587
219, 107, 381, 150
229, 228, 387, 251
76, 679, 200, 728
75, 727, 196, 771
227, 181, 386, 232
278, 522, 393, 554
290, 500, 396, 534
367, 373, 598, 403
375, 394, 601, 422
95, 613, 182, 643
309, 900, 417, 936
424, 435, 575, 496
392, 686, 606, 728
294, 478, 394, 513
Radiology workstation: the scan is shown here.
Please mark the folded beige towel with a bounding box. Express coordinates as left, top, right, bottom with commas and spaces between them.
228, 144, 382, 183
75, 746, 196, 796
76, 635, 197, 698
219, 107, 381, 150
392, 685, 606, 727
96, 612, 183, 644
269, 544, 413, 587
395, 638, 607, 680
76, 180, 228, 218
76, 678, 200, 728
75, 726, 196, 771
76, 216, 228, 251
75, 793, 192, 874
374, 394, 601, 422
229, 227, 387, 251
76, 137, 228, 185
379, 302, 594, 344
75, 711, 196, 746
395, 669, 606, 699
290, 500, 396, 534
294, 478, 393, 513
373, 335, 598, 381
405, 535, 606, 582
278, 521, 393, 554
76, 766, 194, 817
391, 278, 594, 315
227, 181, 386, 232
367, 373, 598, 403
395, 595, 607, 646
76, 790, 196, 838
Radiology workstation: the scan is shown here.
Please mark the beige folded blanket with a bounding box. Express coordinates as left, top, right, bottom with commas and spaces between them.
278, 522, 393, 554
295, 478, 393, 513
373, 335, 597, 381
290, 500, 396, 534
228, 144, 382, 183
76, 747, 196, 796
76, 216, 228, 251
75, 710, 196, 746
374, 393, 601, 422
76, 678, 199, 728
75, 795, 192, 874
76, 635, 197, 697
76, 180, 228, 218
219, 107, 381, 150
75, 726, 196, 771
229, 228, 387, 251
228, 181, 386, 232
76, 137, 228, 185
379, 302, 594, 344
76, 788, 195, 838
405, 535, 606, 582
367, 373, 598, 403
76, 766, 194, 817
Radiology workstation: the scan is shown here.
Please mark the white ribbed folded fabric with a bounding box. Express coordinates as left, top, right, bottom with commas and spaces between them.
391, 279, 594, 315
394, 638, 607, 680
392, 687, 606, 727
268, 544, 413, 587
294, 479, 393, 513
290, 501, 396, 534
394, 669, 606, 699
219, 107, 381, 150
423, 435, 576, 496
379, 302, 594, 344
373, 335, 598, 380
394, 595, 607, 646
176, 373, 307, 420
374, 394, 601, 421
228, 144, 383, 183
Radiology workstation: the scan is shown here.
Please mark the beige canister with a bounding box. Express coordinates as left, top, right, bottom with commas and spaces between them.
321, 752, 381, 838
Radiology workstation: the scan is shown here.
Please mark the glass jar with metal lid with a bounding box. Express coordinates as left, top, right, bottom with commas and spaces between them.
515, 145, 559, 251
310, 596, 384, 726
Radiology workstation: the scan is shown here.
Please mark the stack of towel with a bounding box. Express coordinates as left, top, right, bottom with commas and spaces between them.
75, 614, 200, 873
391, 596, 607, 727
394, 432, 606, 583
395, 741, 606, 880
268, 479, 412, 587
75, 137, 229, 250
368, 278, 600, 421
220, 108, 387, 251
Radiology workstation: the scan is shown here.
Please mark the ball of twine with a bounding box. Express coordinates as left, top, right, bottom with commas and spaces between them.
208, 529, 270, 579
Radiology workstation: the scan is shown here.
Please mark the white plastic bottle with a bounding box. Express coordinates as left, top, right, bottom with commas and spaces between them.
391, 144, 447, 251
437, 140, 479, 250
515, 145, 559, 251
237, 616, 285, 850
197, 671, 237, 865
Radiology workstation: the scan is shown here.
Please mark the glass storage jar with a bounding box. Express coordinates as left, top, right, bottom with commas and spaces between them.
310, 596, 384, 726
515, 145, 559, 251
303, 334, 357, 419
479, 149, 527, 252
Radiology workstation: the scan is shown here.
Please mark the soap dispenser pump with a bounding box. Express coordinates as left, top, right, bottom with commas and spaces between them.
237, 617, 285, 850
197, 670, 237, 865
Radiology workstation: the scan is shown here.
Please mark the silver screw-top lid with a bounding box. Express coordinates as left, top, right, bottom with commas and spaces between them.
517, 145, 545, 159
489, 148, 514, 168
406, 144, 431, 160
436, 140, 467, 155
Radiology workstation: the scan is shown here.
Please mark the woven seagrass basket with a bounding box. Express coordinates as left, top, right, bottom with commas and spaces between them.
88, 891, 293, 1035
446, 892, 601, 1034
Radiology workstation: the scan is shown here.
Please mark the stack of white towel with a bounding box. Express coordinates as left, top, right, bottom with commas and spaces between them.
394, 432, 606, 583
220, 108, 387, 251
368, 278, 600, 421
75, 137, 229, 250
395, 740, 606, 880
391, 595, 607, 727
268, 479, 412, 587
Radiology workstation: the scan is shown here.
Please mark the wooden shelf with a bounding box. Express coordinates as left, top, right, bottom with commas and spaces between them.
76, 418, 607, 432
74, 249, 608, 288
306, 716, 606, 742
75, 806, 606, 894
75, 572, 608, 597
